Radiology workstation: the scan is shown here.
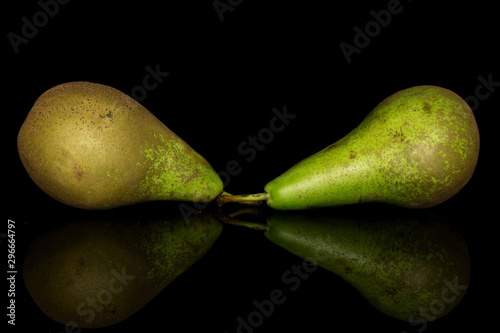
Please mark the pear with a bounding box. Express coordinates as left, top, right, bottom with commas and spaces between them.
17, 81, 223, 209
23, 211, 222, 328
218, 85, 479, 209
263, 211, 470, 322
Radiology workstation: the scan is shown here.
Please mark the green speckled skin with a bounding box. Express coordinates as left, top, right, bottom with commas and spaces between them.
265, 86, 480, 209
265, 213, 470, 321
23, 213, 222, 328
17, 82, 223, 209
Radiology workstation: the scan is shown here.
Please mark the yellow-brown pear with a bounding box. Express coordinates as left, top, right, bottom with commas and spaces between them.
17, 82, 223, 209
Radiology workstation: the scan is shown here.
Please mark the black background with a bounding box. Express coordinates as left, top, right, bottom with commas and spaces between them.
4, 0, 498, 332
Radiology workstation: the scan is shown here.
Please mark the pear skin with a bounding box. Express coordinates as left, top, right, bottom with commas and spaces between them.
264, 86, 479, 209
23, 212, 222, 328
17, 82, 223, 209
264, 212, 470, 321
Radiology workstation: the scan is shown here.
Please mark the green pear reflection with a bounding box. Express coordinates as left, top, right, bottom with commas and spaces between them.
23, 211, 222, 328
264, 211, 470, 322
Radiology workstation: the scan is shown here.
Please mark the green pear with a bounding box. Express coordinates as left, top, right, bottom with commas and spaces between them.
264, 211, 470, 322
218, 85, 479, 209
23, 211, 222, 328
18, 81, 223, 209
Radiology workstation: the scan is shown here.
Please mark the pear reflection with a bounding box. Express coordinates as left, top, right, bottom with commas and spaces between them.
264, 210, 470, 322
23, 211, 222, 329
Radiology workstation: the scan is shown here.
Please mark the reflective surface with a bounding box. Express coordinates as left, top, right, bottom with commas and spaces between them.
23, 209, 222, 328
8, 199, 488, 332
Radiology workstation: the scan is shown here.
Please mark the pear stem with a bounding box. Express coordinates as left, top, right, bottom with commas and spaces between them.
216, 192, 270, 207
